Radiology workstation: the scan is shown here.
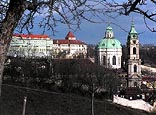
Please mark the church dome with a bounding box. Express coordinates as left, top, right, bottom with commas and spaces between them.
96, 25, 122, 69
97, 25, 122, 49
97, 38, 122, 49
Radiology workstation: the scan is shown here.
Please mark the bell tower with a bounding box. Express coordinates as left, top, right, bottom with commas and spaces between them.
127, 22, 142, 87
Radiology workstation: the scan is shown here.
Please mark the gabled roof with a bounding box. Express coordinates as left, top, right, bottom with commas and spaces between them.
13, 34, 50, 39
65, 31, 75, 39
53, 39, 86, 45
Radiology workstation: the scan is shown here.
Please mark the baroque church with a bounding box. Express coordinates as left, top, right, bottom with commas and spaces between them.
96, 25, 122, 69
96, 22, 142, 87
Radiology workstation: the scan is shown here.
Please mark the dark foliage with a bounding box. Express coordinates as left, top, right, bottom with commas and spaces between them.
3, 57, 120, 99
87, 44, 95, 58
140, 46, 156, 67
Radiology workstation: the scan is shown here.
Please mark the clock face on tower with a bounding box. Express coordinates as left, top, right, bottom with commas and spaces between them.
132, 34, 137, 38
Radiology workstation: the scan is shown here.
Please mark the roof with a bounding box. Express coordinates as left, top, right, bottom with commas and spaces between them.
106, 25, 113, 32
127, 22, 138, 40
97, 25, 122, 49
129, 23, 137, 34
97, 38, 122, 49
13, 34, 50, 39
65, 31, 75, 39
53, 39, 86, 45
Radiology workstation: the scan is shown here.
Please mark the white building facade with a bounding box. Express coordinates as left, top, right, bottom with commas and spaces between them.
8, 34, 53, 58
53, 31, 87, 59
96, 25, 122, 69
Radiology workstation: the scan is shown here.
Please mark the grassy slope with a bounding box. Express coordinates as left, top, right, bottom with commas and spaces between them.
0, 85, 152, 115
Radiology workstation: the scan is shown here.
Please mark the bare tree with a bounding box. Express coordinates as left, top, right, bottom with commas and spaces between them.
0, 0, 107, 96
105, 0, 156, 32
0, 0, 156, 96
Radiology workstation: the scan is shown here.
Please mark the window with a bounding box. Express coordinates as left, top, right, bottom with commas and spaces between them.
133, 47, 136, 54
134, 82, 138, 87
118, 57, 120, 65
103, 56, 106, 65
134, 65, 137, 72
106, 33, 109, 38
112, 56, 116, 65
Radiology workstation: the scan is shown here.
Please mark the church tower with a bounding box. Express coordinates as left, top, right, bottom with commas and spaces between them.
127, 22, 142, 87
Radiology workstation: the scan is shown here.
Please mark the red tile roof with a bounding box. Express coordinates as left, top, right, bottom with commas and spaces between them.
13, 34, 49, 39
53, 39, 86, 45
65, 31, 75, 39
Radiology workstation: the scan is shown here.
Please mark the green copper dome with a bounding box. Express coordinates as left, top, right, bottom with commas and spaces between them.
97, 38, 122, 49
97, 25, 122, 49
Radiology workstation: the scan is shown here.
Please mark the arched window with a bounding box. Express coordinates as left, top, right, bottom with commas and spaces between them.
134, 82, 138, 87
106, 33, 109, 38
133, 47, 136, 54
103, 56, 106, 65
112, 56, 116, 65
134, 65, 137, 72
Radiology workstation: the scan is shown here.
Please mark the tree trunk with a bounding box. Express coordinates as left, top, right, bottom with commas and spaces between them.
0, 45, 8, 96
0, 0, 26, 96
91, 83, 95, 115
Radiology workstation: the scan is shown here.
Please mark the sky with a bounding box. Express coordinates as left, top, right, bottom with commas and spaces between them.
39, 14, 156, 45
15, 1, 156, 46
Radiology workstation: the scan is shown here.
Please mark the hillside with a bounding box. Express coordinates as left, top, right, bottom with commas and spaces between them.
0, 84, 153, 115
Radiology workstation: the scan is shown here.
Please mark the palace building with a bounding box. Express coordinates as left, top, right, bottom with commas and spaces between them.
8, 34, 53, 58
53, 31, 87, 59
8, 32, 87, 59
